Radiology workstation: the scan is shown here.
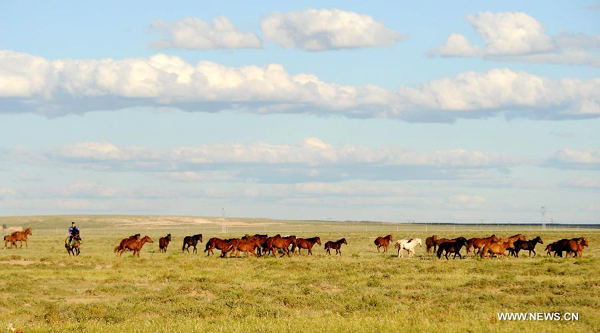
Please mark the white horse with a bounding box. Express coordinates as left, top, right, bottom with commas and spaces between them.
395, 238, 422, 258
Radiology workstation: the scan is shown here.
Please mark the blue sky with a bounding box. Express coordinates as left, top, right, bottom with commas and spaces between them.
1, 1, 599, 223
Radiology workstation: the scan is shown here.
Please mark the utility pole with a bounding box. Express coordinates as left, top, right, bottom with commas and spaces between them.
541, 206, 546, 231
221, 208, 226, 233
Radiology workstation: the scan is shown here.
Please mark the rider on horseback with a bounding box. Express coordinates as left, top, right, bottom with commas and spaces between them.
68, 222, 80, 247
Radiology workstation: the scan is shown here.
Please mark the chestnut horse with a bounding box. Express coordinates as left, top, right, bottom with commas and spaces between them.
466, 235, 499, 254
324, 238, 347, 255
512, 236, 543, 257
436, 237, 468, 259
294, 237, 321, 255
229, 238, 262, 258
182, 234, 203, 254
204, 237, 238, 257
159, 234, 171, 253
114, 234, 140, 254
10, 228, 32, 248
116, 235, 153, 257
242, 234, 270, 256
425, 235, 438, 254
374, 235, 393, 253
266, 235, 297, 257
480, 239, 515, 259
4, 234, 18, 249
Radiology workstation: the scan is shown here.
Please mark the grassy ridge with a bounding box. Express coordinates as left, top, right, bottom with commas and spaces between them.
0, 216, 598, 332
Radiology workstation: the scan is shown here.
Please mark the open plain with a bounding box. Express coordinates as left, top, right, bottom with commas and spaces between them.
0, 215, 598, 332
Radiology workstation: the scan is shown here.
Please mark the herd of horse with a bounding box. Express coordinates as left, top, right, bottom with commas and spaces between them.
2, 228, 590, 260
112, 233, 349, 258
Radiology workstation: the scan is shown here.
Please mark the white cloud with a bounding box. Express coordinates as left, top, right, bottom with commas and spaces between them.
261, 9, 405, 51
150, 16, 261, 50
552, 149, 600, 167
563, 178, 600, 190
448, 194, 487, 204
49, 137, 519, 168
437, 11, 600, 67
1, 50, 600, 121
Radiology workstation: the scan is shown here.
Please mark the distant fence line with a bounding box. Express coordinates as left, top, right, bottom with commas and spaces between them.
16, 223, 600, 237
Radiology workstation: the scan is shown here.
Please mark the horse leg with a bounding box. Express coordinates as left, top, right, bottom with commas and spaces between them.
193, 246, 197, 254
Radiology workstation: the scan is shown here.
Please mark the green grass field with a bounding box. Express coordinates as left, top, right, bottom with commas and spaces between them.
0, 216, 598, 332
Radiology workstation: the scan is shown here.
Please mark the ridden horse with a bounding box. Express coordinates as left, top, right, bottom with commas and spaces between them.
159, 234, 172, 253
466, 235, 499, 254
437, 237, 468, 259
512, 236, 543, 257
324, 238, 347, 255
425, 235, 438, 254
480, 239, 515, 259
204, 237, 238, 257
395, 238, 422, 258
266, 235, 297, 257
294, 237, 321, 255
114, 234, 140, 254
116, 236, 153, 257
182, 234, 203, 254
374, 235, 393, 253
10, 228, 32, 248
65, 233, 82, 256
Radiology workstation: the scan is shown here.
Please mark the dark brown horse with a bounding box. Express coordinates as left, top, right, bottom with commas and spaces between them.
204, 237, 238, 257
553, 237, 589, 257
65, 233, 81, 256
374, 235, 393, 253
425, 235, 438, 254
294, 237, 321, 255
324, 238, 347, 255
466, 235, 499, 254
266, 235, 297, 257
116, 236, 153, 257
159, 234, 172, 253
10, 228, 32, 248
182, 234, 202, 254
436, 237, 468, 259
512, 236, 543, 257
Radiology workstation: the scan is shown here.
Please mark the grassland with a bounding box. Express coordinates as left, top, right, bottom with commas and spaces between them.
0, 215, 598, 332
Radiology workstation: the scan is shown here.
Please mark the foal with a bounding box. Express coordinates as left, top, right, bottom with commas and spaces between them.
324, 238, 347, 255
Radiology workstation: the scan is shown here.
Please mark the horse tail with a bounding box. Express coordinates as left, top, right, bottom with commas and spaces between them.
204, 239, 211, 253
436, 245, 443, 259
114, 245, 120, 253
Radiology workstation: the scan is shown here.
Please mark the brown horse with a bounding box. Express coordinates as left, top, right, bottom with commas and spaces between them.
204, 237, 238, 257
10, 228, 32, 248
229, 238, 262, 258
116, 236, 153, 257
242, 234, 270, 256
266, 235, 297, 257
65, 233, 81, 256
555, 237, 589, 257
159, 234, 172, 253
425, 235, 438, 254
182, 234, 203, 254
545, 243, 557, 256
512, 236, 543, 257
294, 237, 321, 255
114, 234, 140, 254
324, 238, 347, 255
4, 234, 18, 249
436, 237, 468, 259
480, 239, 515, 259
374, 235, 393, 253
466, 235, 499, 254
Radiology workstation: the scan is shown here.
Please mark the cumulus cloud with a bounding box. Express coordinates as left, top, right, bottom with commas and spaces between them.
150, 16, 261, 50
437, 11, 600, 67
1, 50, 600, 121
261, 9, 405, 51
